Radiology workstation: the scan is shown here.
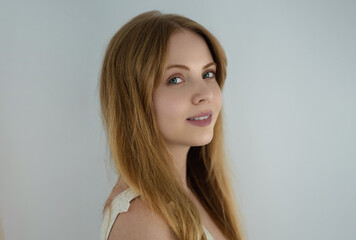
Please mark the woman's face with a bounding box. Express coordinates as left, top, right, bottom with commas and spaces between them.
153, 30, 222, 151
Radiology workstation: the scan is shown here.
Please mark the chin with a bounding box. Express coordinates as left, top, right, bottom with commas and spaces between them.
190, 133, 214, 147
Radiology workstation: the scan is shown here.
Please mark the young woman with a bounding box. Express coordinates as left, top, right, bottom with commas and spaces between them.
99, 11, 244, 240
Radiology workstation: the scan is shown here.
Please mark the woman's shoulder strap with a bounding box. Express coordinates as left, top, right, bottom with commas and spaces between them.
100, 188, 139, 240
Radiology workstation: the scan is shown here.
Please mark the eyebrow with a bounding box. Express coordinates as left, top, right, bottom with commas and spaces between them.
166, 62, 216, 71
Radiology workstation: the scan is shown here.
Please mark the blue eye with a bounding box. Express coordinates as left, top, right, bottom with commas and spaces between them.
168, 77, 183, 85
203, 71, 215, 79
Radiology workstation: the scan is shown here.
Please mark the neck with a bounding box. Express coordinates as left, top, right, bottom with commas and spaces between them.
166, 144, 190, 192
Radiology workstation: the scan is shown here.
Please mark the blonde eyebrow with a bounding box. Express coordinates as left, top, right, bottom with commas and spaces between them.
166, 62, 216, 71
202, 62, 216, 70
166, 64, 190, 70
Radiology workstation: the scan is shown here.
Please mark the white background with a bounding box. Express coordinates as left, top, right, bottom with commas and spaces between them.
0, 0, 355, 239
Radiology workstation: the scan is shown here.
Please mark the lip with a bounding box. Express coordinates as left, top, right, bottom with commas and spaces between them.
186, 111, 213, 127
187, 111, 213, 119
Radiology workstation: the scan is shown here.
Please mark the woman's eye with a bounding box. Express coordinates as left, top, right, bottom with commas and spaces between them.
168, 77, 183, 85
202, 71, 215, 79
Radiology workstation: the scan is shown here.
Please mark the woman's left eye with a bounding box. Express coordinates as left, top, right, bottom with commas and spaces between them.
202, 71, 215, 79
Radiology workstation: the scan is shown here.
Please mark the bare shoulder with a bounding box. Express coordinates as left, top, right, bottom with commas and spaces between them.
108, 196, 177, 240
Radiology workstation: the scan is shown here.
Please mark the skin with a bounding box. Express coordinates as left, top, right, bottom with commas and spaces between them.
109, 30, 225, 240
153, 29, 222, 190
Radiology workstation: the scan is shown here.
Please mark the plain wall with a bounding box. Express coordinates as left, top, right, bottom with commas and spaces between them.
0, 0, 355, 239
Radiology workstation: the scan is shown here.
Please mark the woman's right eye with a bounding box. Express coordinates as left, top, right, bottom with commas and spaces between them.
168, 76, 183, 85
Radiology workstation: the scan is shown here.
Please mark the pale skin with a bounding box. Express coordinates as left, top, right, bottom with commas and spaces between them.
108, 29, 226, 240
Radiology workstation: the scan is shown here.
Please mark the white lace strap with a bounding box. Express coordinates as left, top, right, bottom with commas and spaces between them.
203, 225, 215, 240
100, 188, 139, 240
100, 188, 214, 240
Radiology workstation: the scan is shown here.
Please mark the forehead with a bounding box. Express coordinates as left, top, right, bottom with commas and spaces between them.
166, 30, 213, 65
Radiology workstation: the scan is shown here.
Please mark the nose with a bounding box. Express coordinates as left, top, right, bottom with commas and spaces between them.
191, 80, 214, 105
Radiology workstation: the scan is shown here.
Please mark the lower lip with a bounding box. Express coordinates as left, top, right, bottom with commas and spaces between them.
186, 114, 212, 127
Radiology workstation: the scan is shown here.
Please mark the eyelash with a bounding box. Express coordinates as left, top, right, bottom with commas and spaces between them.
168, 76, 184, 85
167, 70, 216, 86
202, 71, 216, 79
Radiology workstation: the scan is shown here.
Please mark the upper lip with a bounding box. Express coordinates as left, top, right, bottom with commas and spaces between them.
187, 111, 213, 120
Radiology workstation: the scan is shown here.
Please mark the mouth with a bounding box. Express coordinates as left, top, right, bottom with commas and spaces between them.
187, 111, 213, 120
186, 111, 213, 127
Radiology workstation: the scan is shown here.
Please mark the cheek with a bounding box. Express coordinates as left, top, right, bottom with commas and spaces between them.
213, 83, 223, 112
153, 89, 187, 123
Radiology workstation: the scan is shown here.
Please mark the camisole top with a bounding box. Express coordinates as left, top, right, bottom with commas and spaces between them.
99, 188, 214, 240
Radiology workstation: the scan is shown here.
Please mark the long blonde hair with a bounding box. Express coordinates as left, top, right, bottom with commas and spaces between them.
100, 11, 243, 240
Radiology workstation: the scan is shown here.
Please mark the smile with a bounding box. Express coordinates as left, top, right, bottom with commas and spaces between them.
187, 114, 210, 120
186, 111, 213, 127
